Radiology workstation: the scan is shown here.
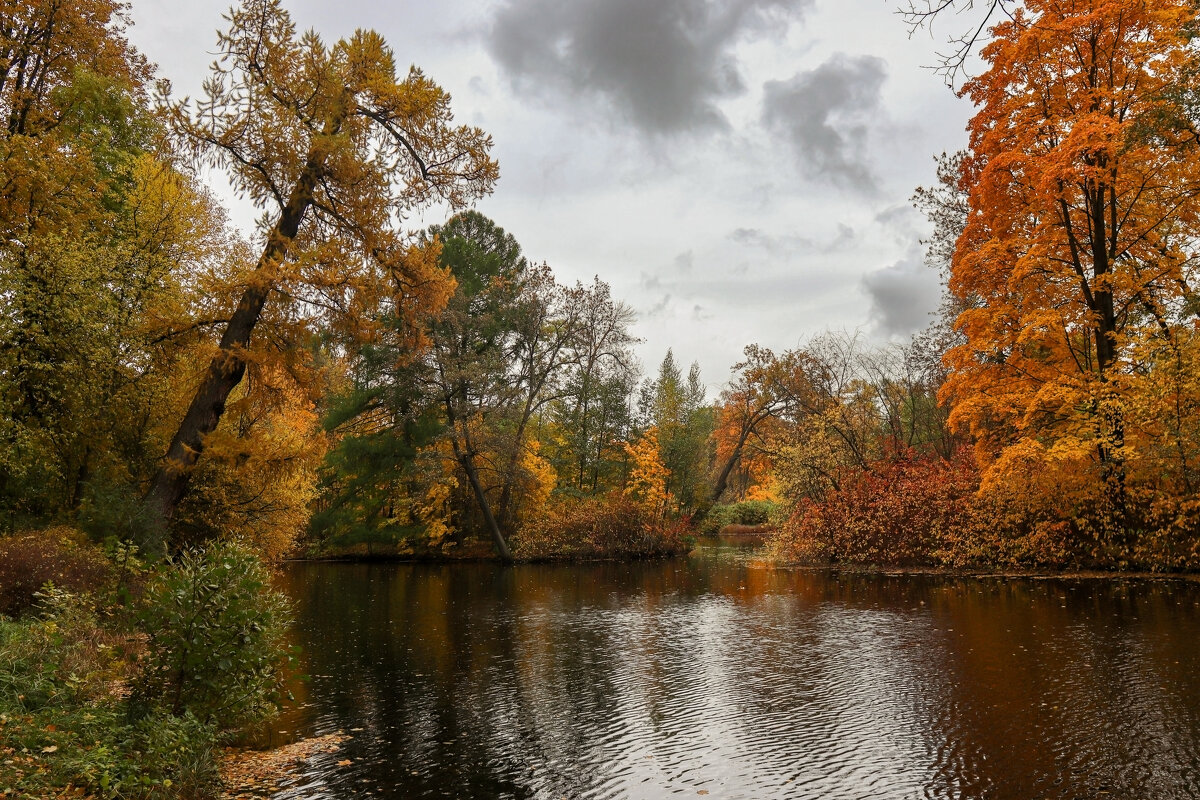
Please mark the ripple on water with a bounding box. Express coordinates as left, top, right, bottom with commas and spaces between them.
271, 549, 1200, 799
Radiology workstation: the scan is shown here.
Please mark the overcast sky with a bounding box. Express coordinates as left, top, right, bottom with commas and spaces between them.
125, 0, 973, 395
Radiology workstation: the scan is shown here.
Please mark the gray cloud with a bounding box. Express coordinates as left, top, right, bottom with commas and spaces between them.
488, 0, 810, 134
762, 54, 888, 192
727, 223, 856, 255
646, 294, 673, 317
861, 248, 941, 337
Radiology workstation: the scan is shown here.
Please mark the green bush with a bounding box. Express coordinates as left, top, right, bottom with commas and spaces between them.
0, 588, 218, 800
700, 500, 778, 535
0, 539, 293, 799
131, 540, 293, 733
112, 711, 219, 799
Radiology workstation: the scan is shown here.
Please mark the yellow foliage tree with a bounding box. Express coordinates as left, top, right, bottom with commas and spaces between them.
147, 0, 497, 538
623, 428, 673, 519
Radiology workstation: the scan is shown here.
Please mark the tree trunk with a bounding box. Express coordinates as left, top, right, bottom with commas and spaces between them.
1088, 180, 1127, 522
710, 444, 744, 506
710, 411, 764, 505
144, 160, 320, 534
452, 436, 512, 561
442, 389, 513, 562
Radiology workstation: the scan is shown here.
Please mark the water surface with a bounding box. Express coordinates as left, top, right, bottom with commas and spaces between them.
271, 540, 1200, 799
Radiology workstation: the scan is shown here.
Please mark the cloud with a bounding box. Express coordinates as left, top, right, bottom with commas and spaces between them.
727, 224, 856, 254
487, 0, 810, 135
861, 247, 941, 337
646, 294, 673, 317
762, 54, 888, 192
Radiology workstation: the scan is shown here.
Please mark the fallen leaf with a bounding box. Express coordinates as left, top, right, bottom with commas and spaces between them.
41, 746, 58, 754
337, 759, 352, 766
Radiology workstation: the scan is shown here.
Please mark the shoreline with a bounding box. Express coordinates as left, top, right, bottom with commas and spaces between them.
284, 544, 695, 565
768, 562, 1200, 581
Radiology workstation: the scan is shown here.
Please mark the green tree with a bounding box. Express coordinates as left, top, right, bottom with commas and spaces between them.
423, 212, 549, 560
639, 351, 712, 512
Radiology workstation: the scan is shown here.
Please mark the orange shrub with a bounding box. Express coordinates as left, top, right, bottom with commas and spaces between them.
769, 450, 1200, 570
514, 494, 691, 561
772, 452, 979, 567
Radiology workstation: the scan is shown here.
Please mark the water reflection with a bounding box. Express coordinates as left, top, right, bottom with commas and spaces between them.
272, 544, 1200, 799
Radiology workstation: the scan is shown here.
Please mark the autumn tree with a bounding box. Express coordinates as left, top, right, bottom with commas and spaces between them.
638, 351, 712, 512
546, 281, 639, 494
943, 0, 1200, 541
0, 1, 231, 528
145, 0, 497, 536
623, 428, 672, 520
709, 345, 795, 504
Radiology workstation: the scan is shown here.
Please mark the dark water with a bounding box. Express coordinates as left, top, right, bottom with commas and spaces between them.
270, 539, 1200, 799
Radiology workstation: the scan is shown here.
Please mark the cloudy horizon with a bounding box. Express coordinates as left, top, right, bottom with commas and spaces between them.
126, 0, 972, 395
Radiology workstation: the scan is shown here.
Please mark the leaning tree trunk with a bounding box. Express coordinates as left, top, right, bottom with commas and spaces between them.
144, 163, 320, 533
450, 428, 513, 562
709, 409, 765, 506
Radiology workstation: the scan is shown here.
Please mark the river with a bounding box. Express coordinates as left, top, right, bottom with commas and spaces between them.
269, 538, 1200, 799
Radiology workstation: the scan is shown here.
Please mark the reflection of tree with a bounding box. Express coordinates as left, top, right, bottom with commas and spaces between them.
276, 563, 1200, 798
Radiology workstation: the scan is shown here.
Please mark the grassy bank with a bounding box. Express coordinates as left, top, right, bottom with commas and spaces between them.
0, 531, 293, 799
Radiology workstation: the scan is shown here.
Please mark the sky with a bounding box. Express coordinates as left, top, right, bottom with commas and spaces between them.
124, 0, 975, 395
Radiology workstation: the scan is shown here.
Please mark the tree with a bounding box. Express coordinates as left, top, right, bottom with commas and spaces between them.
623, 428, 672, 520
0, 0, 150, 140
146, 0, 497, 535
306, 341, 447, 554
0, 2, 234, 528
710, 345, 793, 504
942, 0, 1200, 536
639, 351, 711, 511
546, 280, 638, 494
424, 212, 528, 560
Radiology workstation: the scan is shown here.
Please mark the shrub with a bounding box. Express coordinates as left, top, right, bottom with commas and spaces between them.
700, 500, 778, 535
131, 540, 293, 733
0, 591, 218, 800
770, 452, 1105, 569
0, 528, 113, 616
771, 453, 978, 567
113, 711, 219, 799
514, 494, 691, 560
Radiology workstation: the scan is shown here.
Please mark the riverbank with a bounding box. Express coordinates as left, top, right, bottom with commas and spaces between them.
306, 500, 694, 563
219, 734, 347, 799
770, 561, 1200, 581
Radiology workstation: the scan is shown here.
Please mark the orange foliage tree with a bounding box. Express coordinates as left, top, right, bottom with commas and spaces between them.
944, 0, 1200, 552
710, 345, 794, 504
